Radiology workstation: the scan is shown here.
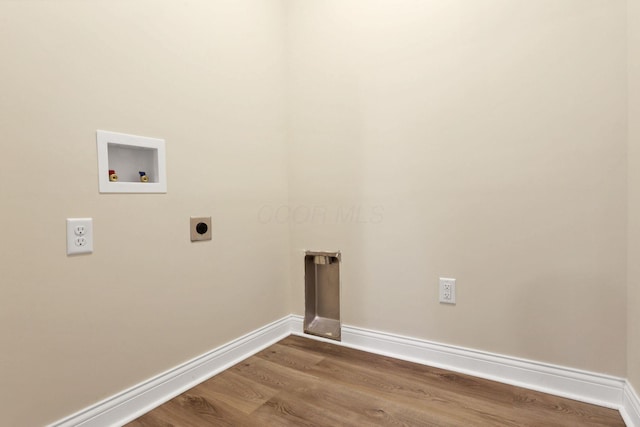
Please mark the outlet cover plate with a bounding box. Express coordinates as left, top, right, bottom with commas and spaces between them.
190, 216, 212, 241
67, 218, 93, 255
439, 277, 456, 304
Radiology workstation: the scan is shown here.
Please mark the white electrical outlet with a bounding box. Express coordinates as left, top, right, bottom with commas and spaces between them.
67, 218, 93, 255
439, 277, 456, 304
74, 224, 87, 236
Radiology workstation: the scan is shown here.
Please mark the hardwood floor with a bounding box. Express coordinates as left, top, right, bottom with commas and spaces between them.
126, 335, 625, 426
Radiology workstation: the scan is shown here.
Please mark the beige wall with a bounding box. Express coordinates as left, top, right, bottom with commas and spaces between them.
287, 0, 628, 375
629, 0, 640, 393
0, 1, 635, 425
0, 1, 289, 426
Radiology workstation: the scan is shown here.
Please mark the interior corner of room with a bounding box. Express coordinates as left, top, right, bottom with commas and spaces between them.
1, 0, 640, 426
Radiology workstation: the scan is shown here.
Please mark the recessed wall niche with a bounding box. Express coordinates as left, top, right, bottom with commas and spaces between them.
96, 130, 167, 193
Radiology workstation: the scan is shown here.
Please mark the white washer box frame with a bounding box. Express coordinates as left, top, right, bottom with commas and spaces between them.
97, 130, 167, 193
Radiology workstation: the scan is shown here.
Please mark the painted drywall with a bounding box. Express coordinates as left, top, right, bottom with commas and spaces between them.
0, 1, 289, 426
286, 0, 628, 376
0, 1, 634, 425
629, 0, 640, 393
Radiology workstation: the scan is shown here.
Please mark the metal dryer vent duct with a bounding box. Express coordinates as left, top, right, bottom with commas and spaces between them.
304, 251, 341, 341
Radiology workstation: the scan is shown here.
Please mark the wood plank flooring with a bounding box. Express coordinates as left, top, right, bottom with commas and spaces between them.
126, 335, 625, 426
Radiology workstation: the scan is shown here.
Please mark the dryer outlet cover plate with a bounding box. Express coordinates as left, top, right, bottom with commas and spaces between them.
190, 216, 212, 241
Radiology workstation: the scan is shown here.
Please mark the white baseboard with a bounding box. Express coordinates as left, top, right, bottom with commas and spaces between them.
622, 382, 640, 427
50, 315, 640, 427
290, 316, 633, 423
48, 316, 293, 427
